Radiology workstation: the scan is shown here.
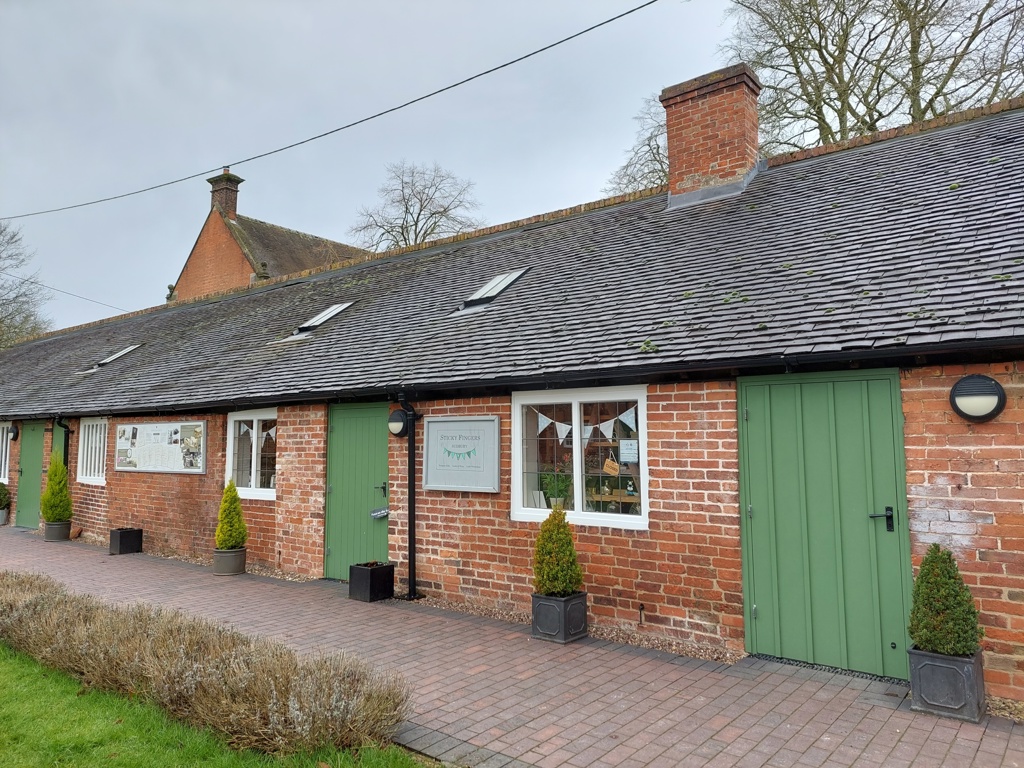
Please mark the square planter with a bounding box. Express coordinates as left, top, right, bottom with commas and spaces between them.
109, 527, 143, 555
908, 646, 986, 723
532, 591, 588, 644
43, 521, 71, 542
348, 562, 395, 602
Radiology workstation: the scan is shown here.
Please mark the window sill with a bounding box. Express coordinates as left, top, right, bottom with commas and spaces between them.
512, 507, 648, 531
77, 477, 106, 487
236, 488, 276, 502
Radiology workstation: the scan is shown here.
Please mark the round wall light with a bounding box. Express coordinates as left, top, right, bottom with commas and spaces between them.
388, 410, 410, 437
949, 374, 1006, 423
8, 424, 18, 441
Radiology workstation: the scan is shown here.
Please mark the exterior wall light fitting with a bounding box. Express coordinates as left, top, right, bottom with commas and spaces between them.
950, 374, 1006, 423
388, 409, 410, 437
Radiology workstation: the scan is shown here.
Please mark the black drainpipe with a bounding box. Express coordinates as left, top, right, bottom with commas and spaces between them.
398, 393, 422, 601
54, 415, 73, 465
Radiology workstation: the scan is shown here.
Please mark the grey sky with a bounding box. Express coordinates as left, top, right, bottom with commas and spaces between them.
2, 0, 732, 330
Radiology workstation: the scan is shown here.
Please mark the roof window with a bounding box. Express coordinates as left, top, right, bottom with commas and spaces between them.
295, 302, 352, 335
77, 344, 142, 374
460, 268, 528, 310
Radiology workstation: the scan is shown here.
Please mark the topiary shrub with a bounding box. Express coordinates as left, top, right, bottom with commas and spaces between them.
909, 543, 983, 657
0, 481, 9, 510
533, 505, 583, 597
39, 457, 72, 523
215, 481, 248, 551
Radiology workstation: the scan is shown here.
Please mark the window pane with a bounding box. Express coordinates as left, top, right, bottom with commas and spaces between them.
258, 419, 277, 489
521, 403, 574, 510
581, 400, 641, 515
232, 419, 254, 488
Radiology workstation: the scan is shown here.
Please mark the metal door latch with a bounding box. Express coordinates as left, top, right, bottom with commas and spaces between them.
869, 506, 895, 532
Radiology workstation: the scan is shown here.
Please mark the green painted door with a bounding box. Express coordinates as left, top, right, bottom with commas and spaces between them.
324, 403, 390, 580
739, 370, 912, 679
15, 421, 46, 528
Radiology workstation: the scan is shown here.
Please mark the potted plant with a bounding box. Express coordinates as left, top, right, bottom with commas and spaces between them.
0, 481, 9, 526
908, 543, 986, 722
540, 453, 573, 508
348, 560, 395, 602
40, 457, 73, 541
212, 480, 247, 575
531, 505, 587, 643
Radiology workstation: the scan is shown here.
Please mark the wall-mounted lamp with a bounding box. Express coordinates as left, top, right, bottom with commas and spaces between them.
950, 374, 1006, 423
8, 425, 19, 441
387, 409, 410, 437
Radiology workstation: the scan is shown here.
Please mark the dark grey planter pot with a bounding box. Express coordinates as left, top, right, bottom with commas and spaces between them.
109, 527, 143, 555
532, 591, 588, 644
909, 646, 986, 723
0, 507, 8, 526
43, 521, 71, 542
212, 547, 246, 576
348, 562, 395, 602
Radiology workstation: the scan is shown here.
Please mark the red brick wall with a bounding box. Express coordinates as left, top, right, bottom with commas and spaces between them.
57, 406, 326, 575
387, 384, 745, 651
903, 362, 1024, 699
173, 211, 253, 301
274, 404, 327, 575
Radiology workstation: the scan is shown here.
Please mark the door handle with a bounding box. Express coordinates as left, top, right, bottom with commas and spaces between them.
868, 506, 895, 532
374, 482, 387, 497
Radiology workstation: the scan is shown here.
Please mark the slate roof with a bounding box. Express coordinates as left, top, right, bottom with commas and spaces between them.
2, 106, 1023, 419
227, 215, 369, 278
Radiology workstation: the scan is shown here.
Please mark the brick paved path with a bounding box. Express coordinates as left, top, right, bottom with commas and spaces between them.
2, 526, 1023, 767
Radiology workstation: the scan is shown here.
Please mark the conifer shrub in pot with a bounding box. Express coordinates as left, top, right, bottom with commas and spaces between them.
908, 543, 986, 722
531, 505, 587, 643
40, 457, 73, 541
213, 480, 248, 575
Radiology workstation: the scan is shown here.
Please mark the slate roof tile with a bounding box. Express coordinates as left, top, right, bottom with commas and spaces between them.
1, 106, 1023, 417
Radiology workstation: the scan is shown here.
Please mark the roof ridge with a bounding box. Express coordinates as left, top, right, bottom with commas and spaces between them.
252, 184, 670, 288
767, 96, 1024, 169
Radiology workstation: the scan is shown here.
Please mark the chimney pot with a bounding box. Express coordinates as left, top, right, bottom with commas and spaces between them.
660, 63, 761, 199
207, 167, 245, 220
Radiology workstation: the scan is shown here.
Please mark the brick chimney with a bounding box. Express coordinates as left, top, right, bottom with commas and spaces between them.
659, 64, 761, 202
207, 167, 244, 220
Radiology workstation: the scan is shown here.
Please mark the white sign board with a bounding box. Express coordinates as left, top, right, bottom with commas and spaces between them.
423, 416, 500, 493
115, 421, 206, 474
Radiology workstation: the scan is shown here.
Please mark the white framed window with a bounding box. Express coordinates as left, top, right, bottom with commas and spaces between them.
225, 408, 278, 500
512, 385, 648, 530
77, 418, 108, 485
0, 422, 11, 483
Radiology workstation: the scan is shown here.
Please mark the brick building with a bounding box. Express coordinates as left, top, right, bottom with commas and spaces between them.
170, 168, 367, 302
2, 65, 1024, 697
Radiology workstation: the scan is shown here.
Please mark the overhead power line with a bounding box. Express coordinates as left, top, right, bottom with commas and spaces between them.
0, 270, 129, 312
2, 0, 662, 221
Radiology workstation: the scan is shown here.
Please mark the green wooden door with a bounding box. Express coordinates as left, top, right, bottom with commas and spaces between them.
15, 421, 46, 528
739, 371, 912, 679
324, 403, 390, 580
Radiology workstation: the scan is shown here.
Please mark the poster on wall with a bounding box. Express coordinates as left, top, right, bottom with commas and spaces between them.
115, 421, 206, 474
423, 416, 500, 493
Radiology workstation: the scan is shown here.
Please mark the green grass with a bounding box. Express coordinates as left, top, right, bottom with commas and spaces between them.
0, 643, 427, 768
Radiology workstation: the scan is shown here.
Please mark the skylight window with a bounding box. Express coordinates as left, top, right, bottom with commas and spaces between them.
77, 344, 142, 374
461, 268, 528, 310
294, 302, 353, 336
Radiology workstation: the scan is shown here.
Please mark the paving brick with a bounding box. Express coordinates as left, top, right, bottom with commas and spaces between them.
2, 527, 1022, 768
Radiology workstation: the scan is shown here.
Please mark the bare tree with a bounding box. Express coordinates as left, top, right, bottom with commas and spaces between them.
603, 95, 669, 195
349, 161, 484, 251
722, 0, 1024, 152
0, 221, 50, 348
